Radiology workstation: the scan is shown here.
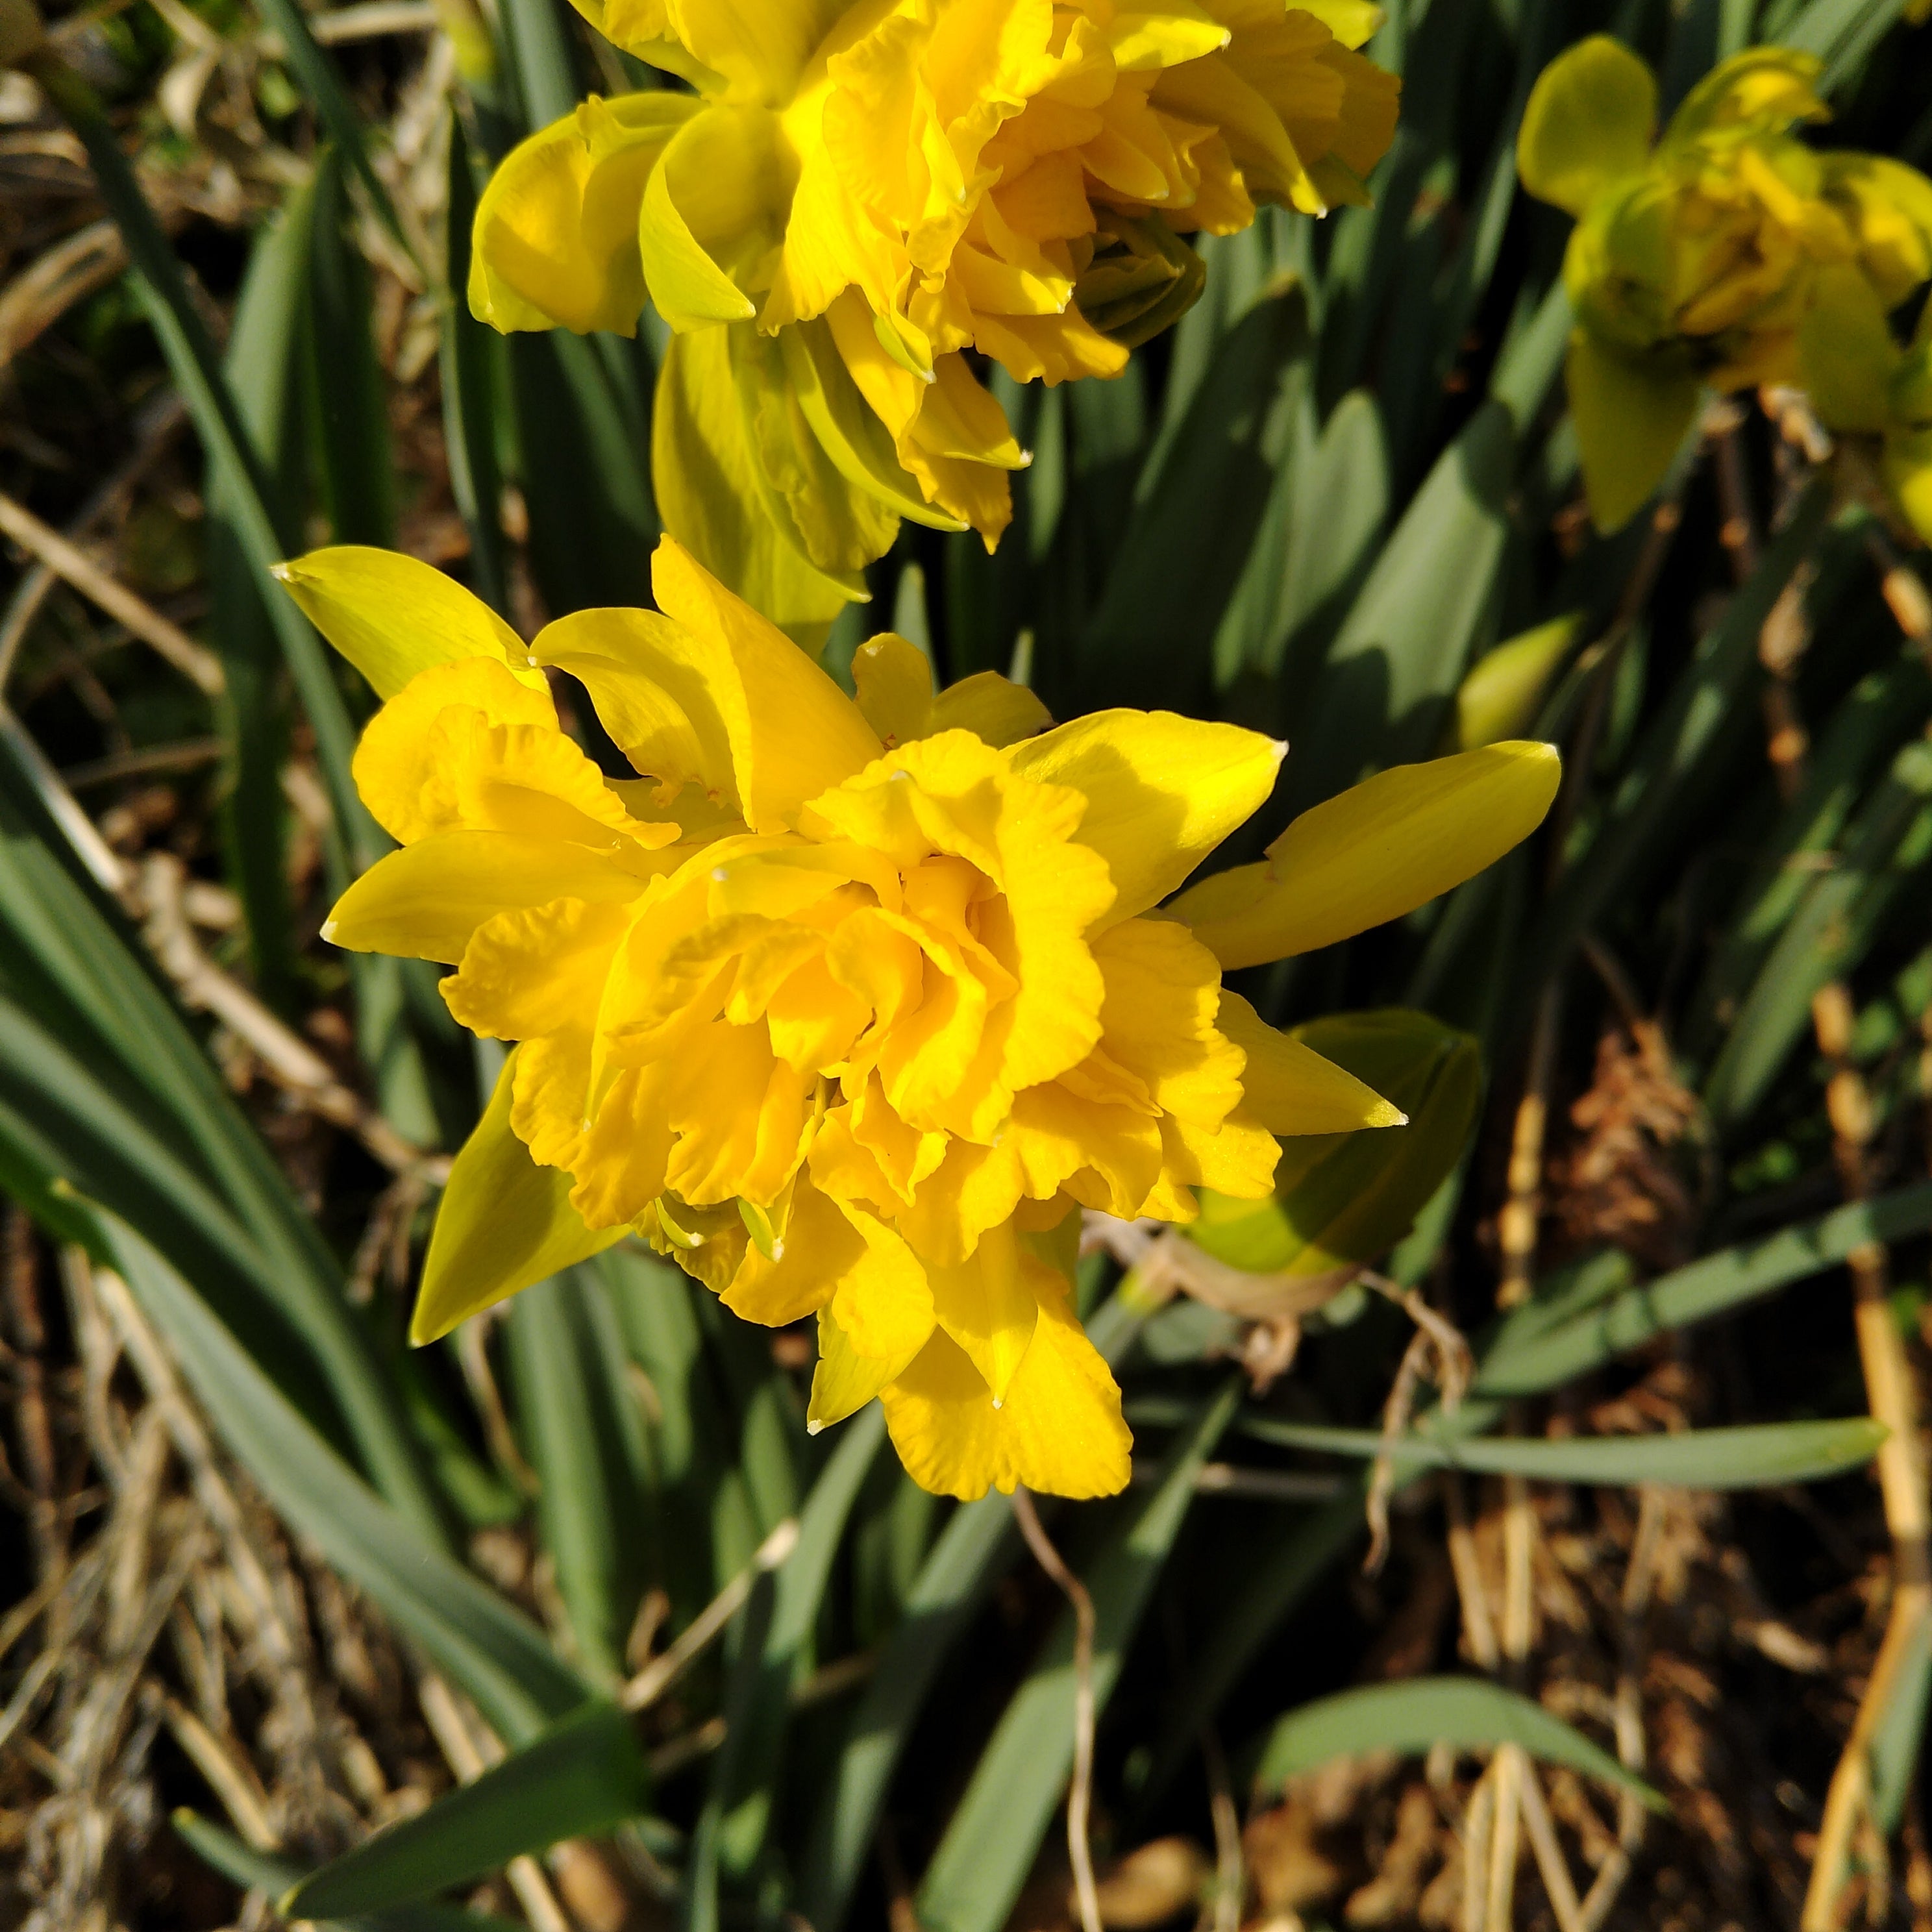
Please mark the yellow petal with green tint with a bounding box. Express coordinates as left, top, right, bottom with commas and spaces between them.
1798, 266, 1901, 436
878, 1283, 1130, 1500
272, 547, 540, 700
652, 325, 868, 643
810, 1307, 915, 1431
1008, 710, 1283, 923
1516, 36, 1657, 219
412, 1050, 626, 1344
324, 831, 648, 963
1455, 614, 1582, 751
1665, 46, 1824, 144
1565, 328, 1702, 534
469, 93, 698, 337
1105, 3, 1228, 71
928, 672, 1052, 749
636, 109, 763, 330
852, 634, 934, 747
1170, 741, 1561, 971
1219, 991, 1406, 1135
1884, 425, 1932, 547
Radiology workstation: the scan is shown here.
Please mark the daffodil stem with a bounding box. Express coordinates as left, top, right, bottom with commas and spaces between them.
1013, 1487, 1100, 1932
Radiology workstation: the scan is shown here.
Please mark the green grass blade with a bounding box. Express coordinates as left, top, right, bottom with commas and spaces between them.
173, 1812, 526, 1931
1252, 1678, 1664, 1809
506, 1265, 654, 1683
1476, 1179, 1932, 1396
248, 0, 412, 258
286, 1702, 647, 1916
441, 110, 509, 613
1523, 478, 1833, 998
29, 55, 380, 874
1239, 1417, 1887, 1487
914, 1378, 1241, 1932
1276, 400, 1515, 818
804, 1491, 1021, 1931
104, 1210, 589, 1742
1703, 736, 1932, 1132
686, 1407, 887, 1909
308, 145, 397, 549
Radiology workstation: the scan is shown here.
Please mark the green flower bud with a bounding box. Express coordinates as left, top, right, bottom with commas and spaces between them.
1074, 209, 1207, 351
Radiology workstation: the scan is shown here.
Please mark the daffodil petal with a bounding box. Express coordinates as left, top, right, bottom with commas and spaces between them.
929, 1218, 1038, 1407
325, 832, 647, 963
852, 634, 935, 748
1008, 710, 1283, 923
928, 671, 1052, 749
273, 547, 540, 700
1219, 991, 1406, 1135
1566, 329, 1702, 536
878, 1276, 1130, 1500
412, 1050, 626, 1344
648, 535, 883, 828
1517, 36, 1657, 220
1170, 742, 1561, 971
1798, 264, 1899, 436
809, 1308, 908, 1431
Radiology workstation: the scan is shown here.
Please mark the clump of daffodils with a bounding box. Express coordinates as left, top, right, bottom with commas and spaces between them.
468, 1, 1400, 636
278, 541, 1557, 1500
1517, 39, 1932, 532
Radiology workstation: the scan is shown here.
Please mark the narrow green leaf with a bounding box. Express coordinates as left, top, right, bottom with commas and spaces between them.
308, 145, 396, 549
441, 110, 509, 614
1276, 400, 1514, 818
1524, 481, 1833, 995
286, 1702, 647, 1916
804, 1492, 1019, 1931
1252, 1678, 1665, 1809
915, 1379, 1241, 1932
1872, 1613, 1932, 1835
1476, 1180, 1932, 1396
1239, 1417, 1887, 1487
103, 1213, 589, 1742
1704, 736, 1932, 1131
506, 1265, 654, 1683
28, 55, 378, 874
173, 1812, 526, 1931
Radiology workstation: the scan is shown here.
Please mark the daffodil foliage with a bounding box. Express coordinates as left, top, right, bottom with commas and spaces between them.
277, 539, 1557, 1500
465, 0, 1400, 638
1517, 38, 1932, 532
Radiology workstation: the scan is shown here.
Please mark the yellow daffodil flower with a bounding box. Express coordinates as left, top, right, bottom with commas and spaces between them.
468, 0, 1400, 637
275, 539, 1557, 1500
1518, 38, 1932, 532
1798, 263, 1932, 545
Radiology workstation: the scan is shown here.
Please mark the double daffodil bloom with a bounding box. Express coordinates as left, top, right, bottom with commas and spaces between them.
1798, 264, 1932, 544
469, 0, 1399, 637
1518, 39, 1932, 531
276, 539, 1557, 1499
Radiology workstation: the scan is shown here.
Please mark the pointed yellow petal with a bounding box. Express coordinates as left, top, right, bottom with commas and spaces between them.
649, 534, 883, 829
273, 547, 541, 700
852, 634, 934, 747
1517, 36, 1657, 219
412, 1050, 625, 1344
637, 110, 762, 331
1566, 330, 1702, 536
325, 831, 647, 963
878, 1274, 1130, 1501
1170, 742, 1561, 971
1008, 710, 1283, 923
1798, 264, 1898, 436
809, 1308, 904, 1431
1218, 992, 1406, 1135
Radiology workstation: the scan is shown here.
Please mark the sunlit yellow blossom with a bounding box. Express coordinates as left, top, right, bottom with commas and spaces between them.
469, 0, 1400, 636
1518, 39, 1932, 531
276, 539, 1556, 1500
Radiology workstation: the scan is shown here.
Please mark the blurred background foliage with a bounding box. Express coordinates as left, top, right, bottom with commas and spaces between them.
4, 0, 1932, 1926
